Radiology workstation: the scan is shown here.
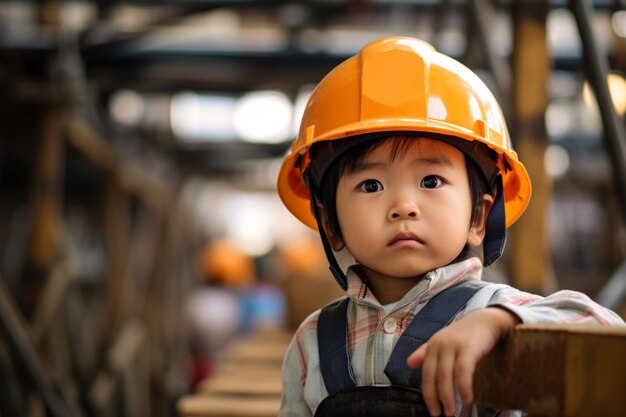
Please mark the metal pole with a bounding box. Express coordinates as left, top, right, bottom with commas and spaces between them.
570, 0, 626, 221
570, 0, 626, 307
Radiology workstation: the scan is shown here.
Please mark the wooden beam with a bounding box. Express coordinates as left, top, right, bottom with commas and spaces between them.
31, 263, 72, 344
475, 324, 626, 417
63, 115, 175, 214
103, 178, 132, 336
109, 320, 150, 417
0, 280, 73, 417
508, 0, 551, 294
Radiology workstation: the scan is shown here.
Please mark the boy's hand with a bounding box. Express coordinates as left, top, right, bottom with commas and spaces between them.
406, 307, 520, 417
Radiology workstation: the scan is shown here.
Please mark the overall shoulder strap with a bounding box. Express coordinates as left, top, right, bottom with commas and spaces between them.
317, 297, 356, 395
384, 281, 482, 386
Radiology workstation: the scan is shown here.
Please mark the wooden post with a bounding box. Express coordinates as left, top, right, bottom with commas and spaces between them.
22, 107, 64, 319
508, 0, 551, 294
29, 110, 64, 271
18, 0, 65, 320
30, 0, 62, 270
475, 324, 626, 416
38, 0, 61, 38
103, 178, 131, 336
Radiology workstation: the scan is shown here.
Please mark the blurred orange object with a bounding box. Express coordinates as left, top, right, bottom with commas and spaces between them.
278, 236, 327, 279
200, 239, 255, 288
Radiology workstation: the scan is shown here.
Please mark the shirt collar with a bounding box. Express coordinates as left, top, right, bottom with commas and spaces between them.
345, 257, 484, 308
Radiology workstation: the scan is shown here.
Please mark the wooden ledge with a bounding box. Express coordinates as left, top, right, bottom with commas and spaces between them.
474, 324, 626, 417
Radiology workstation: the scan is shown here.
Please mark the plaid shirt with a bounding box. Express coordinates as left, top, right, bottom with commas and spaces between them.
279, 257, 625, 417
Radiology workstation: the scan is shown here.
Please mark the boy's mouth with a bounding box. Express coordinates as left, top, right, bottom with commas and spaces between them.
388, 232, 424, 246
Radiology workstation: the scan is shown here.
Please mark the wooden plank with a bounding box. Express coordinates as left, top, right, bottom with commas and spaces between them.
198, 376, 282, 397
220, 330, 291, 365
63, 116, 173, 214
221, 341, 288, 364
177, 394, 281, 417
213, 362, 283, 379
474, 324, 626, 417
242, 326, 293, 344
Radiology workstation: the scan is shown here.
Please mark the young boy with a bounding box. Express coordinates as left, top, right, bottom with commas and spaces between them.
276, 36, 624, 417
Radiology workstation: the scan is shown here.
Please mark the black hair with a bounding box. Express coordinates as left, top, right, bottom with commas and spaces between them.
311, 135, 493, 262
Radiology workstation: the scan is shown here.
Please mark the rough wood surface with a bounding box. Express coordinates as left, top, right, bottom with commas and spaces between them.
474, 324, 626, 417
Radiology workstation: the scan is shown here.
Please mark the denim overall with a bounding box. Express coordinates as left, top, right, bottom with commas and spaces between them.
314, 282, 482, 417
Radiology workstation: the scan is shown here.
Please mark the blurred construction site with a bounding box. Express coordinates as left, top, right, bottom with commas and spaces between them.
0, 1, 625, 417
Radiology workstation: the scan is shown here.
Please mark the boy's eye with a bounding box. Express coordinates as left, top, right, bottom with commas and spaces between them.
358, 179, 383, 193
421, 175, 443, 189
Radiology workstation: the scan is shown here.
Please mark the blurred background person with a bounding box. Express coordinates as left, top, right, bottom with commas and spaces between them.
185, 238, 255, 389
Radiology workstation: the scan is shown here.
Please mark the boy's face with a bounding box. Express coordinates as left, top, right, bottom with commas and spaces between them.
328, 138, 490, 282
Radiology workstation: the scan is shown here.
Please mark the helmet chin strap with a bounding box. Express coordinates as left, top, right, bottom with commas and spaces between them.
483, 176, 507, 266
309, 176, 507, 290
309, 186, 350, 291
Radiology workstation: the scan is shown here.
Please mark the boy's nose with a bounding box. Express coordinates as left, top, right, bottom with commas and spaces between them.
388, 195, 420, 221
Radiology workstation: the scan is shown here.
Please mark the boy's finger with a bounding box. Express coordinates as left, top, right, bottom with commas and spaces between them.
421, 349, 442, 416
407, 343, 427, 368
454, 352, 476, 404
435, 351, 457, 417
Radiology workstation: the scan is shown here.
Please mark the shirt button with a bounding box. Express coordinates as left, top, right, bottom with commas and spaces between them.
383, 317, 397, 334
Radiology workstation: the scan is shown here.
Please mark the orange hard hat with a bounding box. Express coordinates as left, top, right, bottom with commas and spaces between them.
278, 236, 327, 278
200, 239, 255, 288
277, 36, 531, 230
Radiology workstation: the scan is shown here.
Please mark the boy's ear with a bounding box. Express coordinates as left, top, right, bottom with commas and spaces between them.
316, 202, 345, 252
467, 193, 495, 247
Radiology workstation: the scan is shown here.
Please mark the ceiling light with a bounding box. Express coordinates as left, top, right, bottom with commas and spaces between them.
170, 92, 237, 142
234, 91, 293, 144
